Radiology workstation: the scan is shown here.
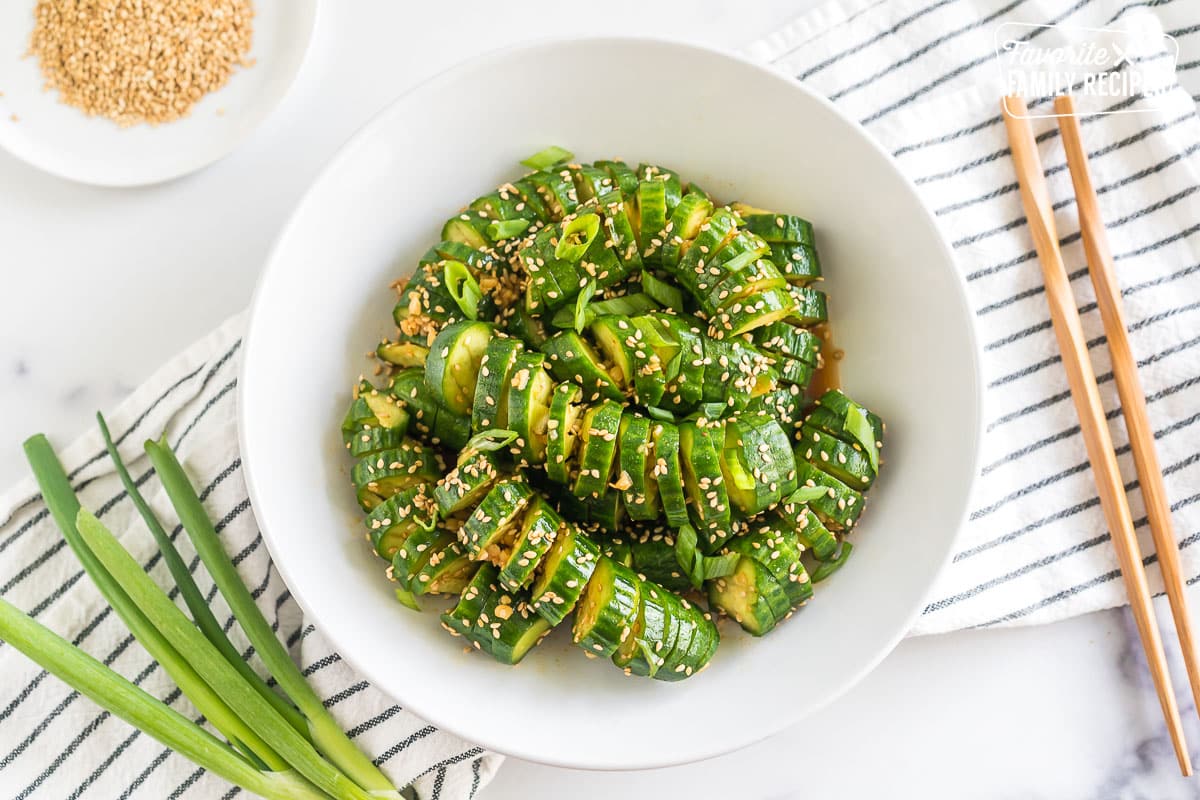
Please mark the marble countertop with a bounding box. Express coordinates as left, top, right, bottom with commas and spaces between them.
3, 1, 1199, 797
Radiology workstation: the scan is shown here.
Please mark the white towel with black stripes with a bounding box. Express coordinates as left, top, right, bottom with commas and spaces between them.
748, 0, 1200, 634
0, 319, 500, 800
1, 0, 1199, 797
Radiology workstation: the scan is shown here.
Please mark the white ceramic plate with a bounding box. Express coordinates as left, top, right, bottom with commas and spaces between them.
240, 37, 982, 770
0, 0, 316, 186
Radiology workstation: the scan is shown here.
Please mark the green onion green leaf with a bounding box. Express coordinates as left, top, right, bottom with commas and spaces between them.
786, 484, 831, 505
556, 213, 600, 262
443, 260, 482, 321
520, 145, 574, 170
486, 218, 530, 241
812, 541, 854, 583
573, 279, 597, 334
844, 404, 879, 473
645, 407, 675, 423
640, 271, 684, 310
462, 429, 519, 458
394, 586, 421, 612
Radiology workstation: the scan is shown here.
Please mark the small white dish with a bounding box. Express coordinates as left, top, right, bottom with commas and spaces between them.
0, 0, 317, 187
240, 36, 983, 770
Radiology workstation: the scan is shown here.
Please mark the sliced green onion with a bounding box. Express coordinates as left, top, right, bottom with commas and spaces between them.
444, 260, 482, 321
786, 485, 830, 504
636, 638, 661, 678
550, 292, 659, 329
574, 280, 597, 334
844, 404, 879, 473
812, 541, 854, 583
673, 525, 738, 589
645, 407, 675, 423
394, 586, 421, 612
486, 218, 530, 241
76, 509, 379, 800
521, 145, 574, 170
641, 272, 684, 310
461, 429, 519, 458
97, 414, 308, 738
700, 551, 740, 581
0, 597, 329, 800
22, 434, 286, 771
555, 214, 601, 262
143, 439, 403, 799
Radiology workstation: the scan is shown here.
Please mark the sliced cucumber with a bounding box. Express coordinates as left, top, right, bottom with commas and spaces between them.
588, 315, 637, 390
797, 424, 877, 490
787, 285, 829, 326
707, 555, 790, 636
441, 563, 501, 647
728, 521, 813, 608
707, 287, 795, 339
572, 399, 623, 499
424, 321, 493, 415
755, 322, 821, 364
650, 421, 690, 528
460, 478, 535, 563
678, 421, 732, 552
376, 340, 430, 369
351, 443, 440, 511
704, 259, 788, 315
540, 330, 624, 403
809, 390, 885, 451
472, 336, 524, 432
768, 243, 822, 284
499, 497, 562, 592
546, 382, 584, 485
617, 413, 660, 521
505, 352, 555, 464
629, 530, 690, 593
659, 193, 715, 271
674, 209, 739, 292
432, 450, 502, 516
365, 485, 437, 560
594, 160, 640, 198
572, 557, 642, 658
529, 524, 601, 625
790, 460, 866, 532
743, 384, 804, 432
654, 595, 719, 680
737, 210, 815, 247
347, 425, 409, 458
393, 525, 459, 592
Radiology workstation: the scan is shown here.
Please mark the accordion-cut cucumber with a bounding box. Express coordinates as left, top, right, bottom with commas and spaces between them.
505, 352, 555, 464
433, 450, 502, 516
390, 368, 472, 449
572, 557, 642, 658
810, 389, 885, 451
541, 330, 624, 403
660, 192, 715, 271
653, 595, 719, 680
473, 336, 523, 432
707, 555, 791, 636
351, 443, 440, 511
674, 209, 739, 292
728, 521, 813, 608
755, 322, 821, 365
376, 339, 430, 368
366, 485, 437, 560
737, 211, 815, 247
797, 424, 877, 490
744, 384, 804, 432
546, 382, 584, 484
392, 525, 458, 592
629, 530, 689, 593
499, 498, 561, 592
441, 564, 501, 645
704, 259, 788, 315
529, 523, 601, 625
791, 460, 866, 532
776, 500, 838, 561
461, 478, 535, 563
787, 285, 829, 326
678, 422, 732, 551
650, 422, 690, 528
572, 400, 623, 499
618, 414, 660, 521
347, 425, 409, 458
768, 242, 822, 284
707, 287, 795, 339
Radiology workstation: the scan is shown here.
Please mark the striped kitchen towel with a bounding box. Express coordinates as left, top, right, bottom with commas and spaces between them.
749, 0, 1200, 634
0, 313, 501, 800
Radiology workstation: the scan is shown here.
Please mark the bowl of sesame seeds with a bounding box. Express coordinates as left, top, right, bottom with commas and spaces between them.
0, 0, 316, 186
239, 36, 982, 769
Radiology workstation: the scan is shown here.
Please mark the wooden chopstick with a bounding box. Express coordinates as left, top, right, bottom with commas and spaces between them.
1055, 93, 1200, 727
1001, 95, 1193, 777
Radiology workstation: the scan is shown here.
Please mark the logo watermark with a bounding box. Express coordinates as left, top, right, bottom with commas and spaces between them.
995, 22, 1178, 118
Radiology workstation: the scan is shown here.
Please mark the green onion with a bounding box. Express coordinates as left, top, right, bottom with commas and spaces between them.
143, 439, 402, 799
636, 638, 661, 678
843, 404, 879, 473
555, 214, 600, 262
97, 414, 309, 738
550, 292, 659, 329
461, 429, 519, 458
0, 597, 329, 800
811, 541, 854, 583
573, 280, 597, 334
443, 260, 482, 321
486, 218, 530, 241
673, 525, 738, 589
645, 407, 675, 423
22, 435, 286, 771
640, 272, 684, 310
520, 145, 573, 170
394, 586, 421, 612
786, 485, 830, 504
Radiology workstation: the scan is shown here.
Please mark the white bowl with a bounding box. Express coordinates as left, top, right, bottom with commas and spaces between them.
240, 36, 982, 770
0, 0, 317, 186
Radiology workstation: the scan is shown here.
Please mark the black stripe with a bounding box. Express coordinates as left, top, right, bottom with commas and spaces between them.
857, 0, 1144, 125
168, 766, 206, 800
323, 680, 369, 709
982, 368, 1200, 476
411, 748, 486, 779
469, 757, 483, 799
767, 0, 893, 65
221, 786, 242, 800
346, 705, 404, 739
288, 623, 315, 649
957, 450, 1200, 561
117, 745, 172, 800
828, 0, 1028, 104
372, 725, 437, 766
950, 136, 1200, 249
171, 377, 238, 450
302, 653, 342, 677
790, 0, 959, 80
431, 766, 447, 800
970, 390, 1200, 522
928, 490, 1200, 614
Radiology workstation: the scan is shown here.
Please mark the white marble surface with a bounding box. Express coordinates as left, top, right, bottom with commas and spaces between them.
2, 1, 1199, 798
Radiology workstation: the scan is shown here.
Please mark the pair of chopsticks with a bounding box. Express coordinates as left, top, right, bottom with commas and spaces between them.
1002, 95, 1198, 776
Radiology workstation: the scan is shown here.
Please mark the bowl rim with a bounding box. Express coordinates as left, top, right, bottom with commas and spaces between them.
238, 33, 984, 770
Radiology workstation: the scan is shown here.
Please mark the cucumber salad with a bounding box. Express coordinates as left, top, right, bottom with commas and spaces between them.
341, 148, 886, 681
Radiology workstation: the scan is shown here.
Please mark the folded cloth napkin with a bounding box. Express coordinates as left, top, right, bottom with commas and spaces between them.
3, 1, 1200, 797
749, 0, 1200, 634
0, 313, 501, 800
